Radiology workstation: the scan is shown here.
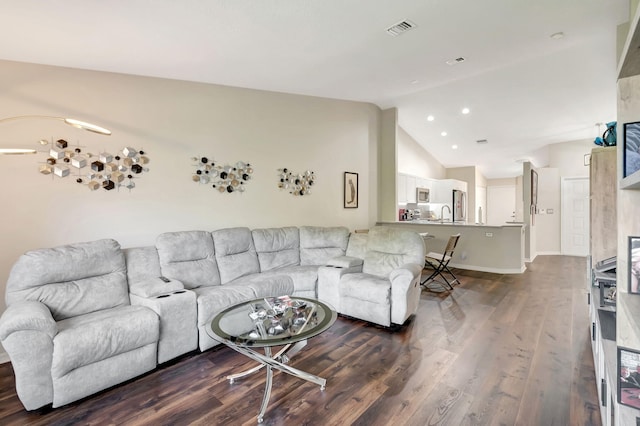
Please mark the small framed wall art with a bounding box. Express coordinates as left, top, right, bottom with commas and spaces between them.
624, 121, 640, 178
344, 172, 358, 208
629, 236, 640, 294
618, 346, 640, 409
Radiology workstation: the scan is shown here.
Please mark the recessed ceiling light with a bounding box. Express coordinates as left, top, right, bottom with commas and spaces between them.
550, 32, 564, 40
462, 107, 470, 114
427, 115, 434, 122
452, 145, 458, 150
441, 131, 447, 136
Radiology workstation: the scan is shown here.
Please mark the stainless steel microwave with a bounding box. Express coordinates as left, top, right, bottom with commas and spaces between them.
416, 187, 430, 203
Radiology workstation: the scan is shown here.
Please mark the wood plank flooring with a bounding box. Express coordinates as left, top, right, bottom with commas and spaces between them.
0, 255, 601, 425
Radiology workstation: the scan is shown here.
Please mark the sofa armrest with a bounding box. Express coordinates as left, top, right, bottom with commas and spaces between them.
129, 277, 184, 298
317, 264, 363, 310
326, 256, 364, 268
389, 263, 422, 283
389, 263, 423, 326
0, 301, 57, 341
0, 301, 56, 410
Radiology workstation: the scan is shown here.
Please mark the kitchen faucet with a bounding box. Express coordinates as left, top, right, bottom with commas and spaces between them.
441, 205, 451, 223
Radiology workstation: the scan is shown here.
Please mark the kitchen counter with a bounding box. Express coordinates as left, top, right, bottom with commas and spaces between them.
394, 219, 525, 228
377, 221, 526, 274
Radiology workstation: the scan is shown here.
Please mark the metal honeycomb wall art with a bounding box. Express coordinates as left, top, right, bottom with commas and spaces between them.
191, 157, 253, 193
37, 138, 149, 191
277, 168, 315, 196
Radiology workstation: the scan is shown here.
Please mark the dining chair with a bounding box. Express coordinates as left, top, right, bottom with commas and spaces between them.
421, 233, 461, 291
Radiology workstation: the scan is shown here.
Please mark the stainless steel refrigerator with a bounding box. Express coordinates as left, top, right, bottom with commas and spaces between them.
453, 190, 466, 222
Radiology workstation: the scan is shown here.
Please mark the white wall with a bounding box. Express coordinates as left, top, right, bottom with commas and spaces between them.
0, 60, 382, 350
397, 126, 445, 179
534, 140, 591, 254
548, 138, 592, 177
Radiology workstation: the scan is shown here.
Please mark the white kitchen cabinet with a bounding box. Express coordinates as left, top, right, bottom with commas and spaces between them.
406, 175, 417, 203
397, 173, 407, 204
430, 180, 452, 204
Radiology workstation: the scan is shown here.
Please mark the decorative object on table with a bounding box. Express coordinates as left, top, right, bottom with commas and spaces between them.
277, 167, 315, 196
629, 236, 640, 294
624, 121, 640, 178
192, 157, 253, 193
246, 296, 317, 338
618, 346, 640, 410
594, 121, 617, 147
344, 171, 358, 208
37, 140, 149, 191
0, 115, 110, 155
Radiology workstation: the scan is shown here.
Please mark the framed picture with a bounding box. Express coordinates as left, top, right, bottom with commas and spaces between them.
344, 172, 358, 208
624, 121, 640, 178
619, 346, 640, 409
531, 169, 538, 207
629, 236, 640, 293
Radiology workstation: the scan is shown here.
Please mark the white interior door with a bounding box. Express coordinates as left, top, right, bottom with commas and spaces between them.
561, 177, 589, 256
486, 185, 516, 226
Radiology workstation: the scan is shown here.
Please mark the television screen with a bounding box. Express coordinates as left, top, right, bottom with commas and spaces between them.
624, 121, 640, 178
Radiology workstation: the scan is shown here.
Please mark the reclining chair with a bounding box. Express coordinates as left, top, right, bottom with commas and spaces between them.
421, 233, 460, 292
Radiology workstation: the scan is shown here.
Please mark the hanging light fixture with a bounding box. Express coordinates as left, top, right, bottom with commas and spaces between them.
0, 115, 111, 155
0, 148, 37, 155
0, 115, 111, 135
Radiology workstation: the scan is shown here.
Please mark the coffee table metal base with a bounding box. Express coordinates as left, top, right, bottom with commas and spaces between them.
223, 340, 326, 423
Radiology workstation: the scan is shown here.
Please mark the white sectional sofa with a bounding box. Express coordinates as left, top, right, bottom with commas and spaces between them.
0, 225, 424, 411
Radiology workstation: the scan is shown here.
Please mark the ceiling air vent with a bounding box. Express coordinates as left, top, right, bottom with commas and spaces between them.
446, 57, 466, 66
386, 20, 416, 37
476, 139, 488, 144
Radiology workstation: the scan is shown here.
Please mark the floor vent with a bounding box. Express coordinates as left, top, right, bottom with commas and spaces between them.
386, 20, 416, 37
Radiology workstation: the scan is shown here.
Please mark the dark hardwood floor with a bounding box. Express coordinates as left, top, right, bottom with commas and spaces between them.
0, 255, 600, 425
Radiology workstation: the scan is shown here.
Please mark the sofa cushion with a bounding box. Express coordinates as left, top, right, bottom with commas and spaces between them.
346, 233, 368, 259
123, 246, 162, 284
225, 274, 295, 299
193, 285, 258, 327
299, 226, 349, 266
252, 227, 300, 271
340, 273, 391, 304
6, 239, 129, 321
212, 227, 260, 284
156, 231, 221, 289
51, 305, 159, 379
363, 227, 426, 278
260, 266, 317, 294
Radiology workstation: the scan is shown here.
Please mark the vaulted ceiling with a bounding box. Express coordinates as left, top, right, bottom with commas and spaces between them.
0, 0, 630, 177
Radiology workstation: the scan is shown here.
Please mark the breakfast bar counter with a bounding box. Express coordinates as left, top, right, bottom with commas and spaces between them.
377, 221, 526, 274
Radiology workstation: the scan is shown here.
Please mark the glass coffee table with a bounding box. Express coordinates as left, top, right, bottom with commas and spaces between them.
208, 296, 337, 423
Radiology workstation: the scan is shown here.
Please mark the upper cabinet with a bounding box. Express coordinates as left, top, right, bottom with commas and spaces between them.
398, 173, 467, 204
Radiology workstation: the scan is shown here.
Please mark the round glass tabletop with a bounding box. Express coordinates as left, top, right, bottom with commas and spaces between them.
209, 296, 337, 347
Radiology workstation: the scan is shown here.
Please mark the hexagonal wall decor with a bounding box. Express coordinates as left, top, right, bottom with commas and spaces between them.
35, 138, 149, 192
191, 156, 253, 193
277, 168, 315, 196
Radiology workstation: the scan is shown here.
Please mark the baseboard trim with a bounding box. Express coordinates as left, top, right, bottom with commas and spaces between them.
449, 263, 526, 274
537, 251, 562, 255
